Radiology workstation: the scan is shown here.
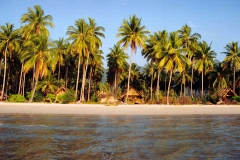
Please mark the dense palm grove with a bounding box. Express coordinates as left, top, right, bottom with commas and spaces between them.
0, 5, 240, 104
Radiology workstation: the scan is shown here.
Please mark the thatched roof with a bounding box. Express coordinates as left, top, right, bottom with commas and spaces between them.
55, 85, 68, 95
120, 86, 143, 98
216, 88, 237, 98
97, 91, 114, 98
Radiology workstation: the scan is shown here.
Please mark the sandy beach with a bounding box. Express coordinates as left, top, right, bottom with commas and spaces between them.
0, 102, 239, 115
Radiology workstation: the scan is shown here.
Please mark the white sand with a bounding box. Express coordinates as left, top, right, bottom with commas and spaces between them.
0, 102, 239, 115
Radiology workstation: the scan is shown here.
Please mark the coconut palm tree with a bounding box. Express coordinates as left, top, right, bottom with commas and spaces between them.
212, 60, 228, 91
116, 14, 149, 103
194, 41, 216, 98
87, 49, 104, 101
79, 18, 105, 101
158, 32, 190, 105
221, 42, 240, 92
20, 34, 52, 102
0, 23, 20, 99
37, 72, 58, 94
51, 37, 69, 83
67, 19, 90, 99
178, 25, 201, 97
20, 5, 54, 37
107, 44, 128, 97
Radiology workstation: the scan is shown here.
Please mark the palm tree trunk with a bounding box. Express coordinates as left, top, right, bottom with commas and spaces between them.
201, 71, 204, 98
167, 69, 173, 105
150, 73, 153, 103
22, 73, 26, 96
32, 64, 35, 90
65, 67, 68, 88
156, 70, 161, 102
87, 66, 93, 101
18, 63, 23, 94
29, 72, 39, 103
1, 46, 7, 100
233, 67, 236, 92
125, 52, 133, 103
5, 64, 11, 99
58, 61, 61, 85
75, 55, 81, 99
191, 58, 194, 98
80, 53, 90, 101
114, 70, 117, 98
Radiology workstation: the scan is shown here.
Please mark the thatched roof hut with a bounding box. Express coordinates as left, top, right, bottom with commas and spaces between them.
55, 85, 68, 96
120, 86, 144, 104
216, 88, 237, 99
97, 91, 117, 104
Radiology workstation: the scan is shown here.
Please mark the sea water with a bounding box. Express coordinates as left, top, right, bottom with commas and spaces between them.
0, 114, 239, 159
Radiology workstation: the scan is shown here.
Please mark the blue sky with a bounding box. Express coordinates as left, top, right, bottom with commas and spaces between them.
1, 0, 240, 68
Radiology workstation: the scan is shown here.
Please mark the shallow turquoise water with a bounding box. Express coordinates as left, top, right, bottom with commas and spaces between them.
0, 114, 240, 159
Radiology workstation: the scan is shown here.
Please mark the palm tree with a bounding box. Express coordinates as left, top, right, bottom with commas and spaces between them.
67, 19, 90, 99
221, 42, 240, 92
37, 72, 58, 94
158, 32, 190, 105
87, 49, 104, 101
194, 41, 216, 98
178, 25, 201, 97
212, 60, 228, 91
142, 63, 155, 103
20, 5, 54, 37
107, 44, 128, 97
79, 18, 105, 102
116, 14, 149, 103
67, 18, 104, 101
51, 37, 69, 83
20, 34, 52, 102
0, 23, 20, 99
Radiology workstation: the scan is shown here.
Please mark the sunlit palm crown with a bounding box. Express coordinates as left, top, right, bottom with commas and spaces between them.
116, 15, 150, 53
221, 42, 240, 70
67, 18, 105, 57
194, 41, 216, 74
21, 34, 52, 78
20, 5, 54, 37
0, 23, 21, 56
158, 32, 190, 73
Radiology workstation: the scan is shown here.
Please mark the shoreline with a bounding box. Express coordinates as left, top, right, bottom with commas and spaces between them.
0, 102, 240, 115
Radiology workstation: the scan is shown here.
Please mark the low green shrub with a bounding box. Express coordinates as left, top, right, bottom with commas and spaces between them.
62, 90, 76, 104
232, 96, 240, 102
90, 93, 98, 102
46, 94, 56, 103
8, 94, 26, 102
26, 91, 43, 102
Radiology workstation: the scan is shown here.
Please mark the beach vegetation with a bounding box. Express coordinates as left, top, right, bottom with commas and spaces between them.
8, 94, 26, 102
0, 5, 239, 105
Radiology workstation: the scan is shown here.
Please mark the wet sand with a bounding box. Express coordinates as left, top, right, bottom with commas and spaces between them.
0, 102, 239, 115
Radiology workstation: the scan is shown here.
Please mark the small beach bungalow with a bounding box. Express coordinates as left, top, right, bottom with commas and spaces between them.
120, 86, 144, 104
54, 85, 68, 97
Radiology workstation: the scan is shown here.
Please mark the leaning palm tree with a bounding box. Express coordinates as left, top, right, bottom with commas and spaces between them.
116, 14, 149, 103
194, 41, 216, 98
20, 5, 54, 38
20, 34, 52, 102
0, 23, 20, 100
221, 42, 240, 92
158, 32, 191, 105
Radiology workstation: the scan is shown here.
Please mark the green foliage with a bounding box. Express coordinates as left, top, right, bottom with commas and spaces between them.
26, 91, 43, 102
46, 94, 56, 103
8, 94, 26, 102
232, 96, 240, 102
61, 90, 76, 104
90, 93, 98, 102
